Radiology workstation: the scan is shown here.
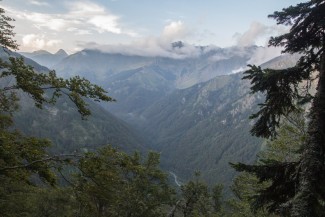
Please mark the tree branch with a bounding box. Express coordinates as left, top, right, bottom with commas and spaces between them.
0, 154, 82, 172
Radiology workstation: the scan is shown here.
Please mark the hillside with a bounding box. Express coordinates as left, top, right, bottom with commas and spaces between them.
138, 72, 263, 186
53, 45, 258, 121
0, 49, 148, 154
19, 46, 299, 187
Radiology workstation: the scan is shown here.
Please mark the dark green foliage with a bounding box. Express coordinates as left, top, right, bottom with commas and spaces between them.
0, 6, 121, 216
169, 173, 224, 217
1, 56, 114, 117
243, 65, 309, 138
230, 112, 306, 216
241, 1, 325, 216
0, 4, 114, 178
74, 146, 174, 217
0, 7, 18, 51
0, 113, 57, 185
231, 161, 298, 215
226, 172, 273, 217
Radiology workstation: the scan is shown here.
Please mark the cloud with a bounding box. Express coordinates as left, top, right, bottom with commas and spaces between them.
13, 1, 137, 36
22, 34, 61, 50
88, 15, 121, 34
248, 46, 282, 66
209, 53, 228, 62
76, 20, 200, 59
161, 21, 189, 43
67, 1, 105, 15
67, 27, 91, 35
234, 21, 289, 48
234, 22, 268, 47
232, 22, 288, 65
28, 0, 50, 6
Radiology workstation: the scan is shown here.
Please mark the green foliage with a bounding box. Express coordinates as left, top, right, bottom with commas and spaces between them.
230, 112, 308, 216
170, 173, 224, 217
226, 172, 273, 217
0, 180, 76, 217
0, 113, 56, 184
0, 7, 18, 51
74, 146, 174, 217
0, 6, 118, 216
1, 56, 114, 117
0, 5, 114, 178
243, 65, 309, 138
242, 1, 325, 216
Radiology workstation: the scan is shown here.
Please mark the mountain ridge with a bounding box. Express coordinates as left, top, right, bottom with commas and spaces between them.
20, 49, 69, 69
1, 49, 148, 154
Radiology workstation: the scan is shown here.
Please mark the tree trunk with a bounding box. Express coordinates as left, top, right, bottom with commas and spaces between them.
292, 53, 325, 216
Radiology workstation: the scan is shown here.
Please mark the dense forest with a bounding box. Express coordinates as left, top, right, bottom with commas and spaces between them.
1, 0, 325, 216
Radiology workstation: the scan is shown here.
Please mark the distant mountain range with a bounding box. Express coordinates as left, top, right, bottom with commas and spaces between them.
19, 45, 300, 187
1, 49, 147, 155
51, 45, 259, 122
20, 49, 68, 69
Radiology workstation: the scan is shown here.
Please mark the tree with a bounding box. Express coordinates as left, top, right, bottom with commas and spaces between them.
0, 7, 113, 216
233, 1, 325, 216
169, 172, 224, 217
0, 6, 113, 180
74, 146, 174, 217
230, 112, 306, 217
227, 172, 273, 217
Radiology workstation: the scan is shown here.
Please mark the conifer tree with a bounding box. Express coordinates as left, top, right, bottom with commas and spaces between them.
233, 1, 325, 216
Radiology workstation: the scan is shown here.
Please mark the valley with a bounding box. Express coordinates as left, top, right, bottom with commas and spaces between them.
19, 44, 298, 188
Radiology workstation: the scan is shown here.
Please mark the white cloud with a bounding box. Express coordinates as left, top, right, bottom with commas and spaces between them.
22, 34, 45, 49
12, 1, 137, 36
88, 15, 121, 34
231, 66, 247, 74
46, 39, 61, 47
234, 22, 268, 47
161, 21, 189, 43
67, 27, 92, 35
67, 1, 105, 15
248, 46, 282, 66
209, 53, 228, 62
45, 18, 66, 31
77, 20, 199, 59
22, 34, 61, 50
232, 22, 287, 65
28, 0, 50, 6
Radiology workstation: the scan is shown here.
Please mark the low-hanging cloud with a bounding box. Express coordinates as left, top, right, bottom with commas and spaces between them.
234, 22, 288, 65
234, 22, 269, 47
77, 20, 203, 59
248, 46, 283, 66
161, 21, 189, 44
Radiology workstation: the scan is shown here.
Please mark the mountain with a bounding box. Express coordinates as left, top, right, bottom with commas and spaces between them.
20, 49, 68, 69
12, 45, 300, 188
137, 72, 263, 186
14, 96, 147, 154
133, 53, 300, 186
54, 46, 259, 122
0, 49, 147, 154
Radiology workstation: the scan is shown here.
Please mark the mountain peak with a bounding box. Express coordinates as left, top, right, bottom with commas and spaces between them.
171, 41, 185, 49
55, 49, 68, 57
32, 50, 51, 55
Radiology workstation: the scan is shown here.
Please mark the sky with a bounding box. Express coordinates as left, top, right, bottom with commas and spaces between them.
0, 0, 304, 55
